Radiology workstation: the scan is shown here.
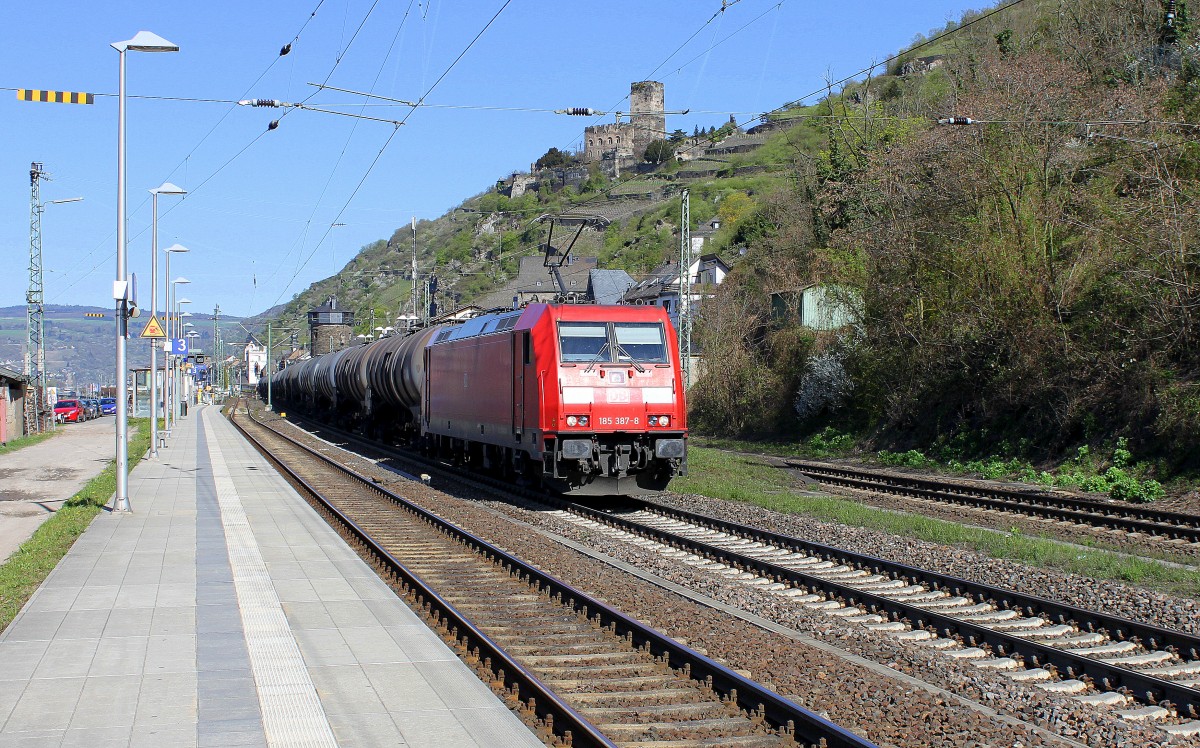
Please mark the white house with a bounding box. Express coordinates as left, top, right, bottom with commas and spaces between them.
243, 336, 267, 386
620, 253, 731, 328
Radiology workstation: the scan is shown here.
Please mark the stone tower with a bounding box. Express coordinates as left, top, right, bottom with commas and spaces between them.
308, 296, 354, 355
583, 80, 666, 166
629, 81, 665, 158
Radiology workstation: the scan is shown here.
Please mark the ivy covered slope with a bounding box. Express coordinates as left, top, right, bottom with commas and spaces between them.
689, 0, 1200, 488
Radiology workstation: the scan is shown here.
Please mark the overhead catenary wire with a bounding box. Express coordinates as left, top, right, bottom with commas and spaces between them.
269, 0, 516, 309
62, 0, 392, 309
42, 0, 336, 302
556, 0, 1190, 218
574, 0, 771, 142
258, 0, 421, 315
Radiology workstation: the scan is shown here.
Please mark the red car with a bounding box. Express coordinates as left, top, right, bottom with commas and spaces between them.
54, 399, 85, 423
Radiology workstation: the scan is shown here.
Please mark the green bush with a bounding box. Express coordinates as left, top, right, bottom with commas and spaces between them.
877, 449, 931, 468
807, 427, 855, 457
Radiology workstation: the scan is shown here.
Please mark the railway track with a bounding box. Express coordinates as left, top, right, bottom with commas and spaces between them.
557, 502, 1200, 738
230, 404, 875, 748
266, 412, 1200, 739
787, 461, 1200, 546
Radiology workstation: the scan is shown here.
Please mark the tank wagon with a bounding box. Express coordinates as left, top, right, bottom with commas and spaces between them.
264, 303, 687, 495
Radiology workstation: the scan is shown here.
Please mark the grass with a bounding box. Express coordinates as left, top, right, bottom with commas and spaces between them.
0, 429, 58, 456
694, 431, 1170, 503
0, 418, 151, 631
674, 446, 1200, 599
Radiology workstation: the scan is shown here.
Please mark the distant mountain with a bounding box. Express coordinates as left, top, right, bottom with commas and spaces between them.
0, 305, 243, 389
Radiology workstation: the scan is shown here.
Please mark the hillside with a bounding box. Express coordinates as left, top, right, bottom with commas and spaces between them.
687, 0, 1199, 469
252, 124, 799, 333
258, 0, 1198, 478
0, 305, 245, 389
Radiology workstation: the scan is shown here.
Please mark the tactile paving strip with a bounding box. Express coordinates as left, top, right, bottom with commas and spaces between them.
203, 412, 338, 747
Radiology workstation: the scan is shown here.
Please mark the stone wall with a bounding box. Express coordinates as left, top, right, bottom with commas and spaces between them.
583, 122, 636, 163
310, 324, 352, 355
509, 174, 537, 198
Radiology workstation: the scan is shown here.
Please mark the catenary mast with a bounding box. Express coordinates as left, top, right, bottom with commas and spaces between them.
26, 162, 47, 433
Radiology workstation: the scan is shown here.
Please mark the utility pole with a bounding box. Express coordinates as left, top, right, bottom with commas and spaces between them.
26, 163, 46, 434
678, 189, 692, 387
266, 321, 273, 410
410, 216, 418, 319
212, 303, 221, 394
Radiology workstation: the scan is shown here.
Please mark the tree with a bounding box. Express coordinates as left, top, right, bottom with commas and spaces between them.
535, 147, 571, 170
642, 139, 677, 164
717, 191, 755, 225
668, 128, 688, 143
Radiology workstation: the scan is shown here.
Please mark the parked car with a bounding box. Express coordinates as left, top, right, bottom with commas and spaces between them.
54, 399, 85, 423
100, 397, 117, 415
84, 399, 100, 420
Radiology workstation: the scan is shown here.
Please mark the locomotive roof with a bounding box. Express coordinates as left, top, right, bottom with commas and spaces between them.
428, 303, 671, 346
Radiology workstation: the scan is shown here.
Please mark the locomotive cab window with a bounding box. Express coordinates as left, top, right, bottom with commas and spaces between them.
557, 321, 667, 364
558, 323, 609, 362
614, 323, 667, 364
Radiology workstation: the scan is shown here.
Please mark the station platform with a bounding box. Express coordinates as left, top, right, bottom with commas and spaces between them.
0, 404, 542, 747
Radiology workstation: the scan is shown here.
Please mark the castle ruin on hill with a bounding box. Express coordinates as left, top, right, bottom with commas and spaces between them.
582, 81, 665, 171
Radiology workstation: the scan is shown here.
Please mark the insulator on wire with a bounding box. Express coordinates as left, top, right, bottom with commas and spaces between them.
280, 43, 292, 56
557, 107, 597, 116
268, 120, 279, 131
937, 116, 976, 126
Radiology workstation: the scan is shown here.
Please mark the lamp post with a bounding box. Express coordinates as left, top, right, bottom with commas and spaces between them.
147, 184, 185, 457
112, 30, 179, 513
183, 326, 198, 411
163, 246, 189, 428
170, 293, 191, 427
165, 268, 188, 429
177, 306, 193, 418
185, 330, 200, 404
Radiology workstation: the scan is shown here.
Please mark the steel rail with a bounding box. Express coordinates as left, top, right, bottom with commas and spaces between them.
230, 407, 616, 748
234, 407, 878, 748
790, 462, 1200, 543
567, 497, 1200, 717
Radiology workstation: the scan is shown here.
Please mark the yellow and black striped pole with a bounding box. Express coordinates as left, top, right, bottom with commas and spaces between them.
17, 89, 94, 105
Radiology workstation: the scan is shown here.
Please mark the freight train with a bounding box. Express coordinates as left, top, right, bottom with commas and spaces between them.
262, 303, 688, 495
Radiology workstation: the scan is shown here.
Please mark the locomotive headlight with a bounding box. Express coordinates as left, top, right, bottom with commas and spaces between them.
566, 415, 578, 427
655, 415, 670, 427
578, 415, 589, 427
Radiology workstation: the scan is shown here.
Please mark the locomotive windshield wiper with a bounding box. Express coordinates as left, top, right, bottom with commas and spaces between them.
614, 343, 646, 373
583, 342, 610, 373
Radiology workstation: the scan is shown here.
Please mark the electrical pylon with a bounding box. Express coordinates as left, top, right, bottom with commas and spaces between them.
678, 188, 692, 387
25, 163, 47, 434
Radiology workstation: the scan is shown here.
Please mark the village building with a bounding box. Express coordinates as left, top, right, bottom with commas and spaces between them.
243, 336, 267, 386
621, 253, 731, 327
0, 366, 30, 443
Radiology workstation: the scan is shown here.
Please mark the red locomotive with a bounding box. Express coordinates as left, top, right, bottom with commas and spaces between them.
266, 303, 688, 495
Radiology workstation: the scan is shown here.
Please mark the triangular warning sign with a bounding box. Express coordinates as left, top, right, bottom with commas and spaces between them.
139, 315, 166, 338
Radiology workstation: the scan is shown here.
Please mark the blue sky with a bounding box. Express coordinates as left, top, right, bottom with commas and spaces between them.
1, 1, 977, 321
